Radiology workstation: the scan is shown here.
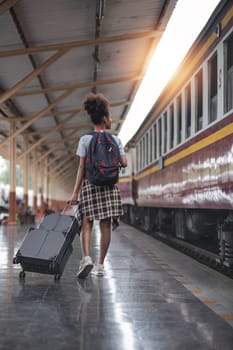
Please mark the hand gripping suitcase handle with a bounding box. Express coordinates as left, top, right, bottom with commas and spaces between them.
62, 200, 79, 215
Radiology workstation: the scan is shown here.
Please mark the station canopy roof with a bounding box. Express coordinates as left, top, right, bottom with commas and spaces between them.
0, 0, 177, 180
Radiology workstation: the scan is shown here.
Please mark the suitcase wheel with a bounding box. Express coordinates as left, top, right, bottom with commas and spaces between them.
19, 271, 25, 280
13, 256, 19, 264
54, 274, 61, 281
49, 261, 57, 271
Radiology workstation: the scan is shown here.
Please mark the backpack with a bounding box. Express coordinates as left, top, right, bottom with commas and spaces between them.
85, 131, 121, 186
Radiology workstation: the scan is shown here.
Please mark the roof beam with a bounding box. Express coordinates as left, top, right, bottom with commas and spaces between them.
23, 122, 92, 136
17, 112, 77, 161
0, 48, 69, 106
15, 75, 141, 96
48, 151, 74, 171
2, 99, 130, 121
0, 86, 78, 148
9, 6, 68, 152
29, 130, 78, 167
47, 134, 84, 146
0, 107, 82, 121
0, 0, 18, 15
0, 30, 160, 58
50, 154, 75, 177
48, 118, 122, 133
52, 158, 76, 180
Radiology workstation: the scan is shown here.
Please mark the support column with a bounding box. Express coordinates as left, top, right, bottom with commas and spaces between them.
33, 152, 38, 213
40, 159, 45, 215
45, 156, 49, 204
23, 136, 29, 209
8, 121, 17, 224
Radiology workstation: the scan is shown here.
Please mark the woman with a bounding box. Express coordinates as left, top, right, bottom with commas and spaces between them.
70, 93, 127, 278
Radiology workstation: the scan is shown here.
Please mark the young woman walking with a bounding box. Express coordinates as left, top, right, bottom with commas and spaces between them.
70, 93, 127, 278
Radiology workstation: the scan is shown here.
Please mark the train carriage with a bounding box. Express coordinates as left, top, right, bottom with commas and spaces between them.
118, 0, 233, 268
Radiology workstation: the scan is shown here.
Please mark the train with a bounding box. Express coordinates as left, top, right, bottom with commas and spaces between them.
118, 0, 233, 268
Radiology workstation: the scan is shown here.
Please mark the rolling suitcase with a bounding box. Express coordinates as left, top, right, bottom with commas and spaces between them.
13, 202, 81, 281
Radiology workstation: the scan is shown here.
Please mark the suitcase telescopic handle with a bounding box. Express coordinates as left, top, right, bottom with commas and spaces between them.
62, 200, 79, 215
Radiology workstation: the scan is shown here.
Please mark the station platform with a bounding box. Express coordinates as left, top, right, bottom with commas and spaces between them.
0, 221, 233, 350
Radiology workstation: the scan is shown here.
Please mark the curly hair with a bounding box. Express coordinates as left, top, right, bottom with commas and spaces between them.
83, 93, 110, 125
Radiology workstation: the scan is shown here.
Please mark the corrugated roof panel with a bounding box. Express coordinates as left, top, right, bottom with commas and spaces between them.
14, 0, 96, 43
101, 0, 164, 34
11, 94, 48, 115
0, 12, 23, 48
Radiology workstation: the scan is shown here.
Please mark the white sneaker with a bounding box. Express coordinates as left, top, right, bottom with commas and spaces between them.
77, 256, 93, 279
91, 264, 104, 276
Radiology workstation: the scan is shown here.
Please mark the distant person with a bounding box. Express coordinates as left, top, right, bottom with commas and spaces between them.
70, 93, 127, 278
0, 216, 8, 225
0, 188, 8, 210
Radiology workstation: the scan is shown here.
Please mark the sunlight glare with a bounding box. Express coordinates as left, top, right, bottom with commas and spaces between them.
119, 0, 221, 146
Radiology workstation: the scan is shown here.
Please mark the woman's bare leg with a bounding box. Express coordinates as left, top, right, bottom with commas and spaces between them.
77, 216, 94, 278
80, 216, 93, 256
99, 217, 111, 264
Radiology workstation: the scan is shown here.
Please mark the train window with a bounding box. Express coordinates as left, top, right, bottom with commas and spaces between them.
136, 144, 139, 172
163, 112, 167, 154
176, 94, 182, 144
158, 118, 162, 157
145, 133, 149, 165
195, 69, 203, 131
169, 104, 174, 149
137, 142, 139, 171
139, 140, 143, 170
208, 53, 217, 123
142, 137, 145, 168
224, 33, 233, 112
185, 84, 191, 138
153, 123, 157, 160
149, 128, 153, 163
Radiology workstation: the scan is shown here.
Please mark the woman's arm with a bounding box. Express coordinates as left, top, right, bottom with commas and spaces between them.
115, 136, 127, 168
70, 157, 85, 203
119, 154, 127, 168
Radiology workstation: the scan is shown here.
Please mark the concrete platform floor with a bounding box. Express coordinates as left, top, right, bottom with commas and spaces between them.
0, 221, 233, 350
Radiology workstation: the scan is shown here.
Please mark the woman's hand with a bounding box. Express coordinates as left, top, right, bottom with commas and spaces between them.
120, 154, 127, 168
70, 192, 79, 205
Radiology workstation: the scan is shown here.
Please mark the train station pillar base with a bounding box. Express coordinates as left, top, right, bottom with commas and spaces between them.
8, 191, 17, 225
7, 221, 17, 225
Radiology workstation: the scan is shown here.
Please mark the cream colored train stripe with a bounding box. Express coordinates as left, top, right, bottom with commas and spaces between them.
165, 121, 233, 167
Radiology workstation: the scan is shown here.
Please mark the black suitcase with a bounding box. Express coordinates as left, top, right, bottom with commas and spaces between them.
13, 203, 81, 281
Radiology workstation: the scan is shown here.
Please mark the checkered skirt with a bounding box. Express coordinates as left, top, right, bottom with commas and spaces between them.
78, 180, 123, 230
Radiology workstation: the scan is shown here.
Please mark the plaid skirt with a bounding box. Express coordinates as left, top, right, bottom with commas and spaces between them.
78, 180, 123, 230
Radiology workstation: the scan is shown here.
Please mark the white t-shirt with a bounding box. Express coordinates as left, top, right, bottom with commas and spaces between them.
76, 132, 125, 157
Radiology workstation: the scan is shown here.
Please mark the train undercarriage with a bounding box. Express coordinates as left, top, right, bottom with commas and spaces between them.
122, 204, 233, 273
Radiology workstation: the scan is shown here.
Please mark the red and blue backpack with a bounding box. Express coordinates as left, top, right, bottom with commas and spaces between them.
85, 131, 121, 186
